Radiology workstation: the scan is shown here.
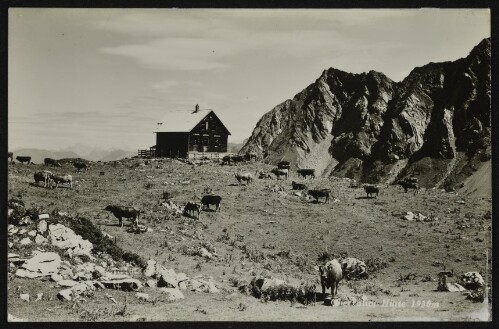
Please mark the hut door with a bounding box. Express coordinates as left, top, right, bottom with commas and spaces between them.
202, 135, 209, 152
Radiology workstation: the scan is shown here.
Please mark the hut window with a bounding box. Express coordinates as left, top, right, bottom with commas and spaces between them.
205, 121, 209, 130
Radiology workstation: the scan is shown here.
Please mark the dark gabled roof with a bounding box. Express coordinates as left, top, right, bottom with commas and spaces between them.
154, 109, 231, 135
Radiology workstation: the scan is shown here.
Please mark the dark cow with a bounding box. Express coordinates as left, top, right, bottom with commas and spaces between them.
52, 174, 73, 189
308, 189, 330, 203
34, 171, 53, 187
316, 259, 343, 297
74, 162, 89, 172
104, 205, 140, 227
8, 152, 13, 162
16, 156, 31, 164
44, 158, 61, 167
398, 177, 420, 194
245, 152, 258, 161
363, 184, 379, 198
277, 161, 290, 170
201, 195, 222, 211
184, 202, 202, 219
291, 181, 307, 190
235, 172, 253, 185
297, 168, 315, 179
271, 168, 289, 180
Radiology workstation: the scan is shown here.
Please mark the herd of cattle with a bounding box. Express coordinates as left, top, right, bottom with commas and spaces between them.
10, 152, 424, 301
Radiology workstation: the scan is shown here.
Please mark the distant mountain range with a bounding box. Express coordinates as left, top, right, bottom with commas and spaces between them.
11, 145, 136, 164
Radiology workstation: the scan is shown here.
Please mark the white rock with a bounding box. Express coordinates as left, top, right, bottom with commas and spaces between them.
35, 234, 48, 245
15, 269, 46, 279
261, 278, 286, 291
144, 260, 157, 277
57, 289, 73, 301
403, 211, 415, 221
35, 293, 43, 302
37, 220, 48, 234
20, 294, 30, 302
28, 230, 37, 237
50, 273, 63, 282
57, 280, 80, 287
136, 292, 150, 301
157, 268, 178, 288
21, 252, 61, 275
160, 287, 185, 302
38, 214, 50, 220
146, 279, 157, 288
8, 242, 13, 248
445, 283, 467, 292
20, 237, 32, 245
199, 247, 213, 259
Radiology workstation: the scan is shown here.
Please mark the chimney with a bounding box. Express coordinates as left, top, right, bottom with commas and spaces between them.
194, 104, 199, 113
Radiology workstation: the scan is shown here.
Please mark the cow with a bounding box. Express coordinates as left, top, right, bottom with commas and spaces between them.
235, 172, 253, 185
291, 181, 307, 190
297, 168, 316, 179
271, 168, 289, 180
201, 195, 222, 212
16, 156, 31, 164
52, 174, 73, 189
74, 162, 89, 172
398, 177, 420, 194
315, 259, 343, 297
308, 189, 330, 203
222, 155, 245, 165
277, 161, 290, 170
257, 171, 273, 179
184, 202, 202, 219
8, 152, 13, 162
363, 184, 379, 198
34, 171, 53, 187
104, 205, 140, 227
245, 152, 258, 161
44, 158, 61, 167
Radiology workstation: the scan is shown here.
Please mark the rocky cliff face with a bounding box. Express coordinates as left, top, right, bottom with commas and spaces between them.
240, 38, 491, 188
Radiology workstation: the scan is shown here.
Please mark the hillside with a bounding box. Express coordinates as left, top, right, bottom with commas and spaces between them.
7, 158, 491, 321
240, 38, 491, 189
11, 147, 135, 163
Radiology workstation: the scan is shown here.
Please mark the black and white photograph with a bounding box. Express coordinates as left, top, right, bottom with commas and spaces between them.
7, 7, 492, 321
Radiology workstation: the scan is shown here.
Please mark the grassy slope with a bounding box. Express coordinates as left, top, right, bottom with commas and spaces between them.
7, 159, 491, 321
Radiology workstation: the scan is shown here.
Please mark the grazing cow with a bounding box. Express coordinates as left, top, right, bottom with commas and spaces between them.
271, 168, 289, 180
316, 259, 343, 297
277, 161, 290, 170
74, 162, 89, 172
308, 189, 330, 203
245, 152, 258, 161
104, 205, 140, 227
16, 156, 31, 164
363, 184, 379, 198
34, 171, 53, 187
297, 168, 316, 179
8, 152, 13, 162
291, 181, 307, 190
201, 195, 222, 211
257, 171, 273, 179
222, 155, 245, 165
44, 158, 61, 167
398, 177, 420, 194
184, 202, 202, 219
52, 174, 73, 189
234, 172, 253, 185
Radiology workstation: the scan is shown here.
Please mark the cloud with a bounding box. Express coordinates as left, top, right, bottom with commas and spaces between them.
100, 37, 234, 70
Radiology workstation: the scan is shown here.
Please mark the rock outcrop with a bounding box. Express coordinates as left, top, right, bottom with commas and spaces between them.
240, 38, 490, 188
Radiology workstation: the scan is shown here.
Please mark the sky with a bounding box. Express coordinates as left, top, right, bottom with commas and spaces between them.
8, 8, 490, 151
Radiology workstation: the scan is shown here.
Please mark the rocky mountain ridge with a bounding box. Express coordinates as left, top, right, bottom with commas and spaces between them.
240, 38, 491, 189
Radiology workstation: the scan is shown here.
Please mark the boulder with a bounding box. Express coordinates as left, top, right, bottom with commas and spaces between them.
144, 260, 157, 277
37, 220, 48, 234
445, 283, 467, 292
402, 212, 415, 221
16, 269, 46, 279
20, 237, 32, 245
20, 294, 30, 302
48, 223, 93, 259
50, 273, 63, 282
260, 277, 286, 291
199, 247, 213, 259
57, 280, 80, 287
159, 287, 185, 302
20, 252, 61, 275
146, 279, 157, 288
461, 272, 485, 290
38, 214, 50, 220
35, 293, 43, 302
136, 292, 150, 302
341, 257, 368, 279
28, 230, 37, 237
100, 279, 142, 291
35, 234, 48, 245
57, 289, 73, 301
157, 268, 178, 288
